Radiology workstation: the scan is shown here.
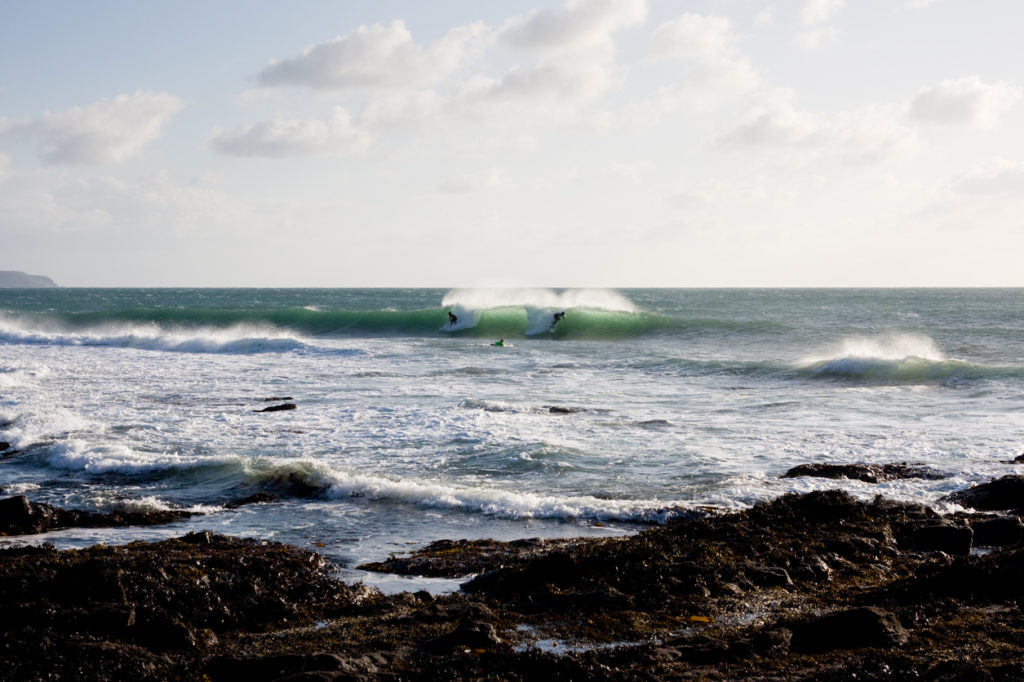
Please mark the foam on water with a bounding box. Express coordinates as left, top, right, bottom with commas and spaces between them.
3, 288, 1024, 561
0, 315, 308, 354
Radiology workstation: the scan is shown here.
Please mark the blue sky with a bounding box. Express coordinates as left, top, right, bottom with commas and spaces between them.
2, 0, 1023, 286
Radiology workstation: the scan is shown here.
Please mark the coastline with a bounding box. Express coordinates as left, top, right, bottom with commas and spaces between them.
2, 471, 1023, 681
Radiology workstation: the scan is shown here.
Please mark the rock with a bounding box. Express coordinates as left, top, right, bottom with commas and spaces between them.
205, 653, 349, 681
417, 620, 504, 654
791, 607, 908, 652
223, 492, 278, 509
1014, 454, 1024, 464
911, 524, 973, 555
971, 516, 1024, 547
783, 462, 943, 483
0, 442, 10, 451
744, 564, 793, 588
945, 476, 1024, 511
254, 403, 297, 413
0, 495, 193, 536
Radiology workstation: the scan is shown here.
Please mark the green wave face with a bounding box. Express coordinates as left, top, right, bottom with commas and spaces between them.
4, 305, 706, 341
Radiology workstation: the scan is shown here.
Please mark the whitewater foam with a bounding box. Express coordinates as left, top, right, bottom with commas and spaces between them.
442, 288, 637, 313
321, 469, 687, 523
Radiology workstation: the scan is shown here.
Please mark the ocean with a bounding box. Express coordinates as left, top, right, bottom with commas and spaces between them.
1, 288, 1021, 590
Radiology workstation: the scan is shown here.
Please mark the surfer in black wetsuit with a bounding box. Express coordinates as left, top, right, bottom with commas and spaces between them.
448, 311, 458, 326
552, 311, 565, 326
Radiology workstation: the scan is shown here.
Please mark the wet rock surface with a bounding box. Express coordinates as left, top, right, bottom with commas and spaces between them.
2, 489, 1023, 680
783, 461, 945, 483
0, 495, 194, 536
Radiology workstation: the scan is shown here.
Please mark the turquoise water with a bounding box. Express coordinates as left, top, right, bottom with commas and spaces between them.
1, 288, 1022, 584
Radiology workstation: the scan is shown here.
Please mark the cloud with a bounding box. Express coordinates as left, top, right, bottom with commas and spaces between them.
437, 167, 509, 193
647, 14, 734, 62
715, 89, 918, 164
949, 158, 1024, 196
799, 0, 844, 24
796, 25, 838, 49
908, 77, 1022, 128
626, 13, 758, 121
211, 107, 369, 157
498, 0, 647, 51
2, 91, 183, 165
362, 42, 621, 129
796, 0, 843, 48
258, 20, 487, 90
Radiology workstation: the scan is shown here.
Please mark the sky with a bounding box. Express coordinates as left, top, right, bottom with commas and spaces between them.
1, 0, 1023, 287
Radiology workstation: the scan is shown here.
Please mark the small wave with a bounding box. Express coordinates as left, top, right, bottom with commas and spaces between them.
44, 441, 244, 476
321, 470, 688, 523
0, 316, 309, 354
798, 333, 1019, 385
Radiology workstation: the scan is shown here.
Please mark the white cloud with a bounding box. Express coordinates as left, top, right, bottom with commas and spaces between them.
716, 89, 918, 164
625, 56, 759, 123
796, 25, 838, 49
362, 43, 621, 129
755, 7, 775, 25
498, 0, 646, 51
648, 14, 734, 62
258, 20, 487, 90
908, 77, 1022, 128
437, 167, 509, 193
627, 13, 758, 121
211, 107, 369, 157
2, 91, 183, 165
799, 0, 844, 25
949, 158, 1024, 196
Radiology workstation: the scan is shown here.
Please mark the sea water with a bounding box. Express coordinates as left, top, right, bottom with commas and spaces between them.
1, 288, 1022, 586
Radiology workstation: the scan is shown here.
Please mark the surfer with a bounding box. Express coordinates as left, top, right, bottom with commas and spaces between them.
448, 311, 458, 326
552, 311, 565, 326
493, 339, 504, 347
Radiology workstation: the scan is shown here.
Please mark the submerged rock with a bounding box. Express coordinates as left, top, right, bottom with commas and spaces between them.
254, 403, 297, 413
783, 462, 943, 483
944, 475, 1024, 511
0, 495, 193, 536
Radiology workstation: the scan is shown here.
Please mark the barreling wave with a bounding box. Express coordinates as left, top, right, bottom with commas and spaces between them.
0, 305, 770, 347
798, 333, 1024, 385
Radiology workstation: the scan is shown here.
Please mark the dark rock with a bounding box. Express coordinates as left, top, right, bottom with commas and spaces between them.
0, 495, 193, 536
945, 476, 1024, 511
911, 524, 973, 555
0, 442, 10, 451
264, 396, 294, 401
971, 516, 1024, 547
223, 492, 278, 509
254, 403, 297, 413
744, 564, 793, 588
1014, 454, 1024, 463
791, 607, 908, 652
205, 653, 349, 681
418, 620, 504, 654
783, 462, 943, 483
673, 635, 731, 664
546, 405, 581, 414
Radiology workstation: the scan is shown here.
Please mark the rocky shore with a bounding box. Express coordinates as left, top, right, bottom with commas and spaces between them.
1, 474, 1023, 680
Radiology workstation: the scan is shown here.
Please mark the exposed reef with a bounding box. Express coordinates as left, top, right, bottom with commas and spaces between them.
1, 484, 1023, 680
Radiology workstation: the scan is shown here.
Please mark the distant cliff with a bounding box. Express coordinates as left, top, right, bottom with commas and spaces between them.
0, 271, 59, 288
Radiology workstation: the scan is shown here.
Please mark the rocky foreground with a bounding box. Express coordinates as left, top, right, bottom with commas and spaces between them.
2, 477, 1024, 681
